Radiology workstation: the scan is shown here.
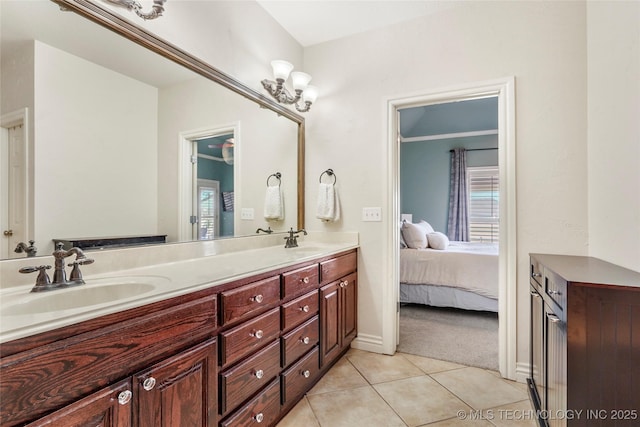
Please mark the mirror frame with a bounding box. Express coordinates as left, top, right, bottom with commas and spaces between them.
51, 0, 306, 231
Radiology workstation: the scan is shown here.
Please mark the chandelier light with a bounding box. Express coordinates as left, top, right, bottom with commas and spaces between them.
261, 60, 318, 113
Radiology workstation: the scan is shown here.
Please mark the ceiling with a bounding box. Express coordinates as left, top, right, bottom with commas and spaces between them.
255, 0, 456, 47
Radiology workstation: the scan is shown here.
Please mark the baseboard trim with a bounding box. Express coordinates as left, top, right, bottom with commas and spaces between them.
351, 334, 386, 354
515, 362, 530, 384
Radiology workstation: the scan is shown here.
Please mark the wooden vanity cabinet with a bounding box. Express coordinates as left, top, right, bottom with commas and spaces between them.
527, 254, 640, 427
319, 252, 358, 368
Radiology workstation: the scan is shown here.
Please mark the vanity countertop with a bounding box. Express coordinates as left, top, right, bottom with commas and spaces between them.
0, 235, 358, 344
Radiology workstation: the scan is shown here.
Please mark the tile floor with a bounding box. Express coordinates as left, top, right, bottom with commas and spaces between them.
277, 349, 536, 427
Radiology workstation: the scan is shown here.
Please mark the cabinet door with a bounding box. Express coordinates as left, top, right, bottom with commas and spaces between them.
135, 339, 217, 427
529, 285, 545, 412
341, 272, 357, 346
320, 281, 341, 367
25, 379, 132, 427
545, 308, 566, 427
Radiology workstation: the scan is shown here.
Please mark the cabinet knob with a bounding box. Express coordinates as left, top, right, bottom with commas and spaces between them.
302, 369, 311, 378
142, 377, 156, 391
339, 281, 345, 288
117, 390, 132, 405
301, 276, 310, 284
251, 294, 264, 303
300, 305, 310, 313
343, 279, 349, 286
301, 336, 310, 345
251, 329, 264, 339
254, 413, 264, 423
254, 369, 264, 379
531, 272, 542, 278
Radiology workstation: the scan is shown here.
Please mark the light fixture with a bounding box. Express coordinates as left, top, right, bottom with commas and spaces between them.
261, 60, 318, 113
103, 0, 166, 20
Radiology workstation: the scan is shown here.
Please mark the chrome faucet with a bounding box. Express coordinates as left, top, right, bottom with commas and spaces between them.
284, 228, 307, 248
14, 240, 37, 257
19, 243, 94, 292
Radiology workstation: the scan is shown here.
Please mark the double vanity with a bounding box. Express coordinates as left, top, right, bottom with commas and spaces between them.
0, 233, 358, 426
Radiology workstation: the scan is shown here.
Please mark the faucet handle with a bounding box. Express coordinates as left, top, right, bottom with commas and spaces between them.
19, 265, 52, 289
68, 258, 94, 283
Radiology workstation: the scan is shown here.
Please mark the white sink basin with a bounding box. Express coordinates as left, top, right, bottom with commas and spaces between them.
2, 276, 168, 315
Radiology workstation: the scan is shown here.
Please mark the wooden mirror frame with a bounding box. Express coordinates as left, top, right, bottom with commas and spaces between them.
51, 0, 306, 230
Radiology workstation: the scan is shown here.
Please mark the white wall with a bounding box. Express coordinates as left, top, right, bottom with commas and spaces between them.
587, 1, 640, 272
303, 1, 589, 370
33, 41, 158, 253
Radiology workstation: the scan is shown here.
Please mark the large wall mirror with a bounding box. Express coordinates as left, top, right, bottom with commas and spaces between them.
0, 0, 305, 259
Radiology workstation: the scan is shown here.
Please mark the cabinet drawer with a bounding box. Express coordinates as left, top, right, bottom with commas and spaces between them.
221, 276, 280, 325
220, 308, 280, 367
545, 270, 567, 312
320, 252, 357, 284
282, 264, 319, 299
220, 340, 280, 416
220, 378, 281, 427
281, 346, 319, 407
282, 316, 319, 367
281, 290, 318, 332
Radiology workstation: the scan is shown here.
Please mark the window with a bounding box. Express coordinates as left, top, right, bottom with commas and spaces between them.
467, 166, 499, 243
197, 179, 220, 240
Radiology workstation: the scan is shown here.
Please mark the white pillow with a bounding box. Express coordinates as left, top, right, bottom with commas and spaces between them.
428, 232, 450, 250
417, 220, 435, 234
399, 222, 408, 248
401, 221, 430, 249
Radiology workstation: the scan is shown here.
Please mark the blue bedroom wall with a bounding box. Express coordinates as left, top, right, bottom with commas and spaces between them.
400, 135, 498, 234
198, 157, 234, 237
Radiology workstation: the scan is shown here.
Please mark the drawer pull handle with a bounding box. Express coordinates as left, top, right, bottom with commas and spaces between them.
301, 276, 310, 284
302, 369, 311, 378
254, 413, 264, 423
300, 305, 310, 313
117, 390, 132, 405
251, 329, 264, 339
549, 290, 562, 296
251, 294, 264, 303
546, 312, 561, 323
531, 272, 542, 278
254, 369, 264, 379
530, 290, 541, 298
142, 377, 156, 391
301, 336, 310, 345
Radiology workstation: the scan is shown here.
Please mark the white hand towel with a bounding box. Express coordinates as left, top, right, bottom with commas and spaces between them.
264, 185, 284, 220
316, 183, 340, 222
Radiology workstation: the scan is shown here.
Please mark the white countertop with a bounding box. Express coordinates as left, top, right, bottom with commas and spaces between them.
0, 233, 358, 344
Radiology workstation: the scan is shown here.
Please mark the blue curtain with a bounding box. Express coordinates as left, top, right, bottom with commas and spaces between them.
447, 148, 469, 241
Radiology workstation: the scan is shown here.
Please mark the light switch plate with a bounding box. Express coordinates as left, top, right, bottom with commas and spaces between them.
362, 207, 382, 222
240, 208, 254, 220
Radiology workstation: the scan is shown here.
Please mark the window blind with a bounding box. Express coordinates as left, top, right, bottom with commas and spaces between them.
467, 166, 499, 243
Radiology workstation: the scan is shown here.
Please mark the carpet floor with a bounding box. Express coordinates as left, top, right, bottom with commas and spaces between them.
398, 303, 499, 371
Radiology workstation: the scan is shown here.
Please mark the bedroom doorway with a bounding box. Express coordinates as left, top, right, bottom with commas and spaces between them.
397, 96, 500, 370
385, 78, 517, 379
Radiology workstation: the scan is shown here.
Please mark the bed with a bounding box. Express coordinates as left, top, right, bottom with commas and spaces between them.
400, 241, 499, 312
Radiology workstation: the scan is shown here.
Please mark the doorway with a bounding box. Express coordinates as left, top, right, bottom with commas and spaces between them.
385, 77, 517, 379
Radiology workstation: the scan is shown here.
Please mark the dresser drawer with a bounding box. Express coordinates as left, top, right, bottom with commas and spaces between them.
281, 290, 318, 332
220, 308, 280, 367
220, 378, 281, 427
320, 252, 357, 284
220, 340, 280, 416
221, 276, 280, 325
281, 346, 319, 407
281, 316, 319, 367
282, 264, 319, 299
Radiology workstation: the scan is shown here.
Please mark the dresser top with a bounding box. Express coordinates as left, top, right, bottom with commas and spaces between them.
530, 254, 640, 289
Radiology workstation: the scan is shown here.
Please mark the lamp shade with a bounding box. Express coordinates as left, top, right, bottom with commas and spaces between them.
291, 71, 312, 91
302, 85, 319, 104
271, 60, 293, 81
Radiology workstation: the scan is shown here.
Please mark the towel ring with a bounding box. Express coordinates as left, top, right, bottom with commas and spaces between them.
266, 172, 282, 187
319, 169, 337, 185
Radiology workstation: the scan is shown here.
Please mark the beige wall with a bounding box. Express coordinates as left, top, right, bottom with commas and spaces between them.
302, 1, 590, 371
587, 1, 640, 271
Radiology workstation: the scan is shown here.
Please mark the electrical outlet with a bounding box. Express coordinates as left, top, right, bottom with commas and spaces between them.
240, 208, 254, 220
362, 207, 382, 222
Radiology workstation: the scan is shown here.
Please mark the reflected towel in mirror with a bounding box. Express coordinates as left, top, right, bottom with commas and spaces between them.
316, 183, 340, 222
264, 185, 284, 220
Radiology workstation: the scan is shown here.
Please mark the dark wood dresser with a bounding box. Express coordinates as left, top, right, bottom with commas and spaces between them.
528, 254, 640, 427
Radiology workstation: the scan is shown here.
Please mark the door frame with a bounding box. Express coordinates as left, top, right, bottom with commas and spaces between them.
384, 77, 517, 379
178, 122, 240, 241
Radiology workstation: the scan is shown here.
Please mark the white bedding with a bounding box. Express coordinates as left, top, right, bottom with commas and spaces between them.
400, 242, 499, 299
